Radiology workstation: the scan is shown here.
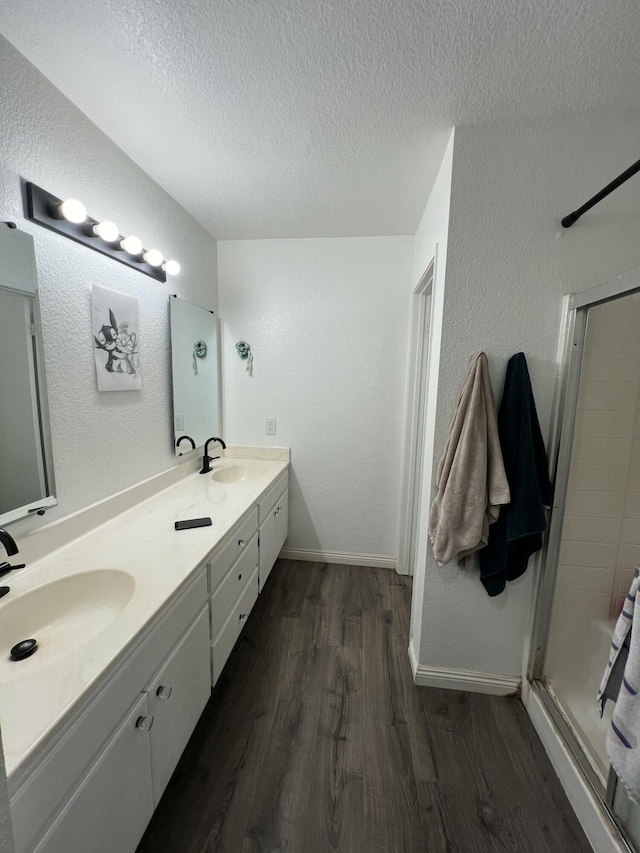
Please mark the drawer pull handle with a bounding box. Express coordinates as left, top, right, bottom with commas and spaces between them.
136, 715, 154, 731
239, 613, 247, 620
156, 685, 173, 700
238, 573, 242, 580
238, 538, 247, 547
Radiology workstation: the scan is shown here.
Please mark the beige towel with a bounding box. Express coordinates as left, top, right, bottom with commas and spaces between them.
429, 352, 510, 569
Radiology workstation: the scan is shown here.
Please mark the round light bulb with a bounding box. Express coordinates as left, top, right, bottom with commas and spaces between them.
143, 249, 163, 267
162, 259, 180, 276
59, 198, 87, 224
120, 235, 143, 255
93, 220, 119, 242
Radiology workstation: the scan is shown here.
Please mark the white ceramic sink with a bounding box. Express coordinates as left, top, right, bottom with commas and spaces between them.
0, 569, 135, 680
211, 464, 265, 483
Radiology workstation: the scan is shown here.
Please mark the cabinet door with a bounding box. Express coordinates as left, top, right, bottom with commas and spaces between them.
34, 694, 154, 853
259, 488, 288, 590
147, 606, 211, 805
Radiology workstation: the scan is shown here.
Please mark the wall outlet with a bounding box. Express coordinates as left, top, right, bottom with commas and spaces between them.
265, 418, 276, 435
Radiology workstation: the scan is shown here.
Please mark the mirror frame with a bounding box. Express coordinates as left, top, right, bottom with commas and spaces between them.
169, 295, 221, 455
0, 223, 57, 525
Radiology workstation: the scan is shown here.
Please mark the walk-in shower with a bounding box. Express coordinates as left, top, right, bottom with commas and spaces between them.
533, 270, 640, 850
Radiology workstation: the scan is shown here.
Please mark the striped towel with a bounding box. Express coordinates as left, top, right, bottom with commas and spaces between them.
599, 573, 640, 803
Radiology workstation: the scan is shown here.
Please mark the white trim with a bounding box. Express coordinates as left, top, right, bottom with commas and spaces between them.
412, 662, 521, 697
570, 265, 640, 310
524, 685, 627, 853
408, 638, 419, 676
397, 254, 435, 576
278, 547, 396, 571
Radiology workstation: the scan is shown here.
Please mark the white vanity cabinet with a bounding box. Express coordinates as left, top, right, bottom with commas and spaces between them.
13, 569, 210, 853
33, 694, 155, 853
146, 605, 211, 804
258, 474, 289, 590
10, 462, 290, 853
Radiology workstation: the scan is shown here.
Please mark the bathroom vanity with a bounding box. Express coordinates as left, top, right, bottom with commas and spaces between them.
1, 451, 289, 853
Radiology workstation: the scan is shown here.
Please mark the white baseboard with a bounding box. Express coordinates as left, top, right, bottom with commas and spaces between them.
524, 684, 626, 853
278, 547, 396, 571
408, 650, 521, 697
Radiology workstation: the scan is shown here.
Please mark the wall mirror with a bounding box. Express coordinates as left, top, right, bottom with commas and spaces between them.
0, 223, 57, 524
169, 295, 220, 454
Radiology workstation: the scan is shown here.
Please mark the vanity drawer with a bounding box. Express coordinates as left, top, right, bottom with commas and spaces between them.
258, 470, 288, 523
210, 532, 258, 639
211, 565, 259, 687
207, 507, 258, 595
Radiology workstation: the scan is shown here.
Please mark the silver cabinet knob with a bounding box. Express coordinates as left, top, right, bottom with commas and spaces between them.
136, 715, 154, 731
156, 685, 172, 700
238, 538, 247, 547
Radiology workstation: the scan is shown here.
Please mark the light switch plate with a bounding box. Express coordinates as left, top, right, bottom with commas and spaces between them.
265, 418, 276, 435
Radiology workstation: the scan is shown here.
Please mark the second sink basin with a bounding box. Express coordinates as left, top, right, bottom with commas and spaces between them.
0, 569, 135, 681
211, 465, 265, 483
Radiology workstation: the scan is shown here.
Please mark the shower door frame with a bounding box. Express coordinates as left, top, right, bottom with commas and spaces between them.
529, 266, 640, 850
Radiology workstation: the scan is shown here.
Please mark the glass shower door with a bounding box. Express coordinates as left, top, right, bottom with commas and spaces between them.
538, 284, 640, 848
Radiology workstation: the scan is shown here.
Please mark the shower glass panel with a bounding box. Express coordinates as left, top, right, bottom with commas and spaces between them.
544, 292, 640, 784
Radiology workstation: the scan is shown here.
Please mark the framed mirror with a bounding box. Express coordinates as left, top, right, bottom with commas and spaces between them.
0, 223, 56, 524
169, 295, 220, 454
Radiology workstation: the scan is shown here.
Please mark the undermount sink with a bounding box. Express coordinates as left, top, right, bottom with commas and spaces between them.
0, 569, 135, 680
211, 464, 265, 484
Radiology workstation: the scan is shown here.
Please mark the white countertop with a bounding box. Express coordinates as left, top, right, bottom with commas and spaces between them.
0, 454, 288, 781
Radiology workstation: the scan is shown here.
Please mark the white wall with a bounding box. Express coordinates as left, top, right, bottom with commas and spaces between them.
408, 131, 454, 661
0, 34, 218, 539
219, 237, 414, 560
414, 110, 640, 679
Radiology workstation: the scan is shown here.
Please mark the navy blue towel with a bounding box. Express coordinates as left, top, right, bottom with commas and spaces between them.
478, 353, 553, 596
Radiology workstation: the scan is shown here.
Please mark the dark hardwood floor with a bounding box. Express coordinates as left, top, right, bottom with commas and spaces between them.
137, 560, 590, 853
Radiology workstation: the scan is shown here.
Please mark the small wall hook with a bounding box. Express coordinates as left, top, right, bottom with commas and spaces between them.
236, 340, 253, 374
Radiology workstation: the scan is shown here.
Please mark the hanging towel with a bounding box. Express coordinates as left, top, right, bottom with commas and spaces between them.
598, 577, 638, 716
600, 574, 640, 803
429, 352, 510, 569
478, 353, 552, 596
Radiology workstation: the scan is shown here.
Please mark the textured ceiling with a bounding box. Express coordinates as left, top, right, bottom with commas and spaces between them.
1, 0, 640, 239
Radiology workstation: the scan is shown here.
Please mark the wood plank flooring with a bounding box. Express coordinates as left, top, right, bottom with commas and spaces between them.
136, 560, 590, 853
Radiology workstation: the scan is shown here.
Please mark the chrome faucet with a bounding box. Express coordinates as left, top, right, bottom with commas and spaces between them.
200, 437, 226, 474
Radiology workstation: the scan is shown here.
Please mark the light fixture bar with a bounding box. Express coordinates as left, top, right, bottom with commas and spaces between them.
24, 182, 170, 282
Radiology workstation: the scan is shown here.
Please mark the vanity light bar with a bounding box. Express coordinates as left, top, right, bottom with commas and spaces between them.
24, 182, 180, 283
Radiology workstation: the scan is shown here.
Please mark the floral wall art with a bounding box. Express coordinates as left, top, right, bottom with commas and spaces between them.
91, 284, 142, 391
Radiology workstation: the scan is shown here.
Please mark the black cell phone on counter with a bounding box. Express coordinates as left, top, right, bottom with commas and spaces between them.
174, 517, 212, 530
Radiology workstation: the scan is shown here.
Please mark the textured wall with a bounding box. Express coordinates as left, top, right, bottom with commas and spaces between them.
0, 35, 218, 541
218, 237, 414, 558
416, 111, 640, 678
